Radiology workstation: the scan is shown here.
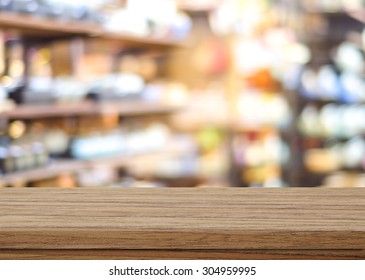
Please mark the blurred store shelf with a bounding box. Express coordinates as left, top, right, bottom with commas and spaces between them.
0, 11, 101, 38
1, 101, 183, 119
0, 159, 85, 187
0, 12, 187, 49
0, 147, 186, 187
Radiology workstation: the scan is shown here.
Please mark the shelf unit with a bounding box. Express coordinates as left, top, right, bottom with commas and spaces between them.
0, 8, 190, 188
0, 12, 187, 49
0, 159, 84, 187
0, 147, 185, 187
288, 7, 365, 187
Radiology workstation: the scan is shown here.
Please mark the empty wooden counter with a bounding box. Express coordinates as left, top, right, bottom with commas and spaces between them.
0, 188, 364, 259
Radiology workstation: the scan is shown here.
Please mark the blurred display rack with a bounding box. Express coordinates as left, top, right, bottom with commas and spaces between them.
0, 8, 191, 188
1, 101, 183, 119
0, 159, 85, 187
0, 148, 184, 187
288, 7, 365, 187
0, 12, 187, 49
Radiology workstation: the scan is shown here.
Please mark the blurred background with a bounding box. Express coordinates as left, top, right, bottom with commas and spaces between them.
0, 0, 364, 188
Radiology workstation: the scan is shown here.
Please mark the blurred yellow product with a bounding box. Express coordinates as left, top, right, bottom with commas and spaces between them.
100, 114, 119, 131
9, 43, 24, 79
32, 48, 52, 76
304, 149, 341, 173
196, 128, 223, 153
243, 164, 280, 184
1, 75, 13, 88
323, 172, 358, 188
199, 150, 228, 178
139, 58, 158, 81
8, 120, 26, 139
119, 55, 140, 74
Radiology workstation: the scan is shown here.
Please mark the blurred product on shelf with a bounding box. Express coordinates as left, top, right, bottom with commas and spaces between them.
127, 130, 228, 185
298, 42, 365, 103
236, 91, 290, 130
1, 0, 365, 189
0, 116, 189, 187
0, 0, 193, 41
299, 104, 365, 138
69, 123, 170, 160
233, 130, 289, 187
87, 73, 145, 101
0, 35, 190, 106
170, 83, 229, 130
1, 36, 25, 106
208, 0, 276, 36
0, 0, 107, 24
235, 29, 311, 79
304, 136, 365, 172
104, 0, 192, 39
287, 0, 365, 187
0, 120, 49, 175
322, 171, 365, 188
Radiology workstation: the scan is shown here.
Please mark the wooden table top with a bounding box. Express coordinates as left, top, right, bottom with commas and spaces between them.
0, 188, 364, 252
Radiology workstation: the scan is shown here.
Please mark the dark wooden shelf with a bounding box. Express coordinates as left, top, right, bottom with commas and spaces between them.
1, 101, 183, 119
304, 8, 365, 21
98, 31, 188, 49
0, 12, 187, 48
0, 12, 102, 38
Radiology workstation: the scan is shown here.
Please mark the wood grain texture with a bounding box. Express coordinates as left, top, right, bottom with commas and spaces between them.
0, 188, 364, 259
1, 250, 364, 260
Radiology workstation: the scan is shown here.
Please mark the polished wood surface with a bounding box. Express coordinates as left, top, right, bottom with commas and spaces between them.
0, 188, 364, 259
1, 249, 365, 260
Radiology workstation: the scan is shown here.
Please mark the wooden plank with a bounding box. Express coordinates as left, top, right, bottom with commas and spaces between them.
0, 188, 364, 253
